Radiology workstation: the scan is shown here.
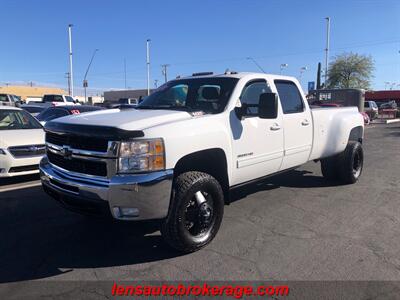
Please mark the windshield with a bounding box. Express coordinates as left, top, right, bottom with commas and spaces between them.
137, 77, 239, 114
0, 110, 42, 130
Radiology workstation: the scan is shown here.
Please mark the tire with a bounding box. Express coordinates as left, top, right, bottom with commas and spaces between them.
320, 156, 340, 180
321, 141, 364, 184
161, 171, 224, 253
337, 141, 364, 184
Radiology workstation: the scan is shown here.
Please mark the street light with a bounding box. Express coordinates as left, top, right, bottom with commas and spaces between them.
83, 49, 99, 103
299, 66, 308, 81
146, 39, 151, 96
280, 63, 288, 74
246, 57, 266, 73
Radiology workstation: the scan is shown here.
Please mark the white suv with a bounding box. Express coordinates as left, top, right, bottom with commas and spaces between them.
0, 107, 45, 177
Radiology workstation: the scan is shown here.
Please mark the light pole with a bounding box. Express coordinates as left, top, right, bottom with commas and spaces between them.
68, 24, 74, 97
324, 17, 331, 86
83, 49, 99, 103
146, 39, 151, 96
246, 57, 266, 73
299, 66, 308, 82
161, 64, 170, 83
280, 63, 288, 74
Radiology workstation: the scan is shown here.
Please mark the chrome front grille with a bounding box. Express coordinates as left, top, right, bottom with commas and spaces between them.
45, 140, 119, 179
47, 151, 107, 177
46, 132, 109, 152
9, 144, 46, 158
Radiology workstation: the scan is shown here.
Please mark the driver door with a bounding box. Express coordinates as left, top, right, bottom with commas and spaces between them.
230, 79, 284, 185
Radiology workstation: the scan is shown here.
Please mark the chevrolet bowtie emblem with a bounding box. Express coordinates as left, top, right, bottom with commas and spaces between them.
60, 146, 73, 159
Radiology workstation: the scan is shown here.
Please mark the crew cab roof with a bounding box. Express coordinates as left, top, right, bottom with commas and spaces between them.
178, 71, 297, 82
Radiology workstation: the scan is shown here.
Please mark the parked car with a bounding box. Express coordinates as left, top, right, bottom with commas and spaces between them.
0, 106, 45, 177
36, 105, 105, 125
379, 100, 397, 110
40, 72, 364, 252
25, 97, 44, 104
0, 93, 23, 107
21, 105, 46, 117
360, 112, 370, 125
31, 94, 81, 107
364, 101, 378, 119
118, 98, 139, 106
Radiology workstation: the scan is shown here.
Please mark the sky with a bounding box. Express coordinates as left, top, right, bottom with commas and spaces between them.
1, 0, 399, 96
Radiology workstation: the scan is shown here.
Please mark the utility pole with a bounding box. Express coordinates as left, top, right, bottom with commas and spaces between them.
83, 49, 99, 103
161, 64, 170, 83
146, 39, 151, 96
324, 17, 331, 87
154, 79, 159, 88
65, 72, 71, 95
68, 24, 74, 97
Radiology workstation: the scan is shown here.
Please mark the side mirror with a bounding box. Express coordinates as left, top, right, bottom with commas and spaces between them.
234, 103, 248, 120
259, 93, 278, 119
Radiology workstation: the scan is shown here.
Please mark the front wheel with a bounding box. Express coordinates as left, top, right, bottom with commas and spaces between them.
161, 171, 224, 253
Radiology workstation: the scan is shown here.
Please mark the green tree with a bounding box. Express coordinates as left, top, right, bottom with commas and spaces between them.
327, 52, 374, 89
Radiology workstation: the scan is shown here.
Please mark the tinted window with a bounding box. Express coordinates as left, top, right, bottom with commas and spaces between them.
138, 78, 238, 114
275, 81, 304, 114
240, 80, 271, 115
0, 94, 8, 102
37, 108, 68, 121
0, 110, 42, 130
364, 102, 370, 108
43, 95, 63, 102
21, 106, 45, 114
66, 96, 75, 103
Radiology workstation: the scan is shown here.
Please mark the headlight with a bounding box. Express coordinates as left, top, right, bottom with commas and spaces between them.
118, 138, 165, 173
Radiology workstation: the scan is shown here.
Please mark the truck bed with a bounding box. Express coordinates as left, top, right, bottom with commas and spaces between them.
309, 106, 362, 161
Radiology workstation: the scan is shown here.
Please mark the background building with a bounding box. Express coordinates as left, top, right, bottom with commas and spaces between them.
365, 90, 400, 106
0, 85, 67, 101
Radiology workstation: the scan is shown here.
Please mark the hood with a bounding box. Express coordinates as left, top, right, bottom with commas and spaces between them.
0, 129, 45, 148
52, 108, 193, 131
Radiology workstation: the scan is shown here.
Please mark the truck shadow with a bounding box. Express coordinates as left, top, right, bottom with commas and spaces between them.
229, 169, 341, 203
0, 186, 182, 283
0, 170, 339, 283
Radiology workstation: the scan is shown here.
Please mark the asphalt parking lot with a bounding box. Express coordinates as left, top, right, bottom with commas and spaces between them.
0, 124, 399, 284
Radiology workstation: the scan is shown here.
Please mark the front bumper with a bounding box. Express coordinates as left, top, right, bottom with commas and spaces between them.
40, 158, 173, 220
0, 150, 42, 177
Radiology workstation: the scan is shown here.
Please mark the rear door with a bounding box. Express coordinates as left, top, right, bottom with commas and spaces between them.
274, 80, 312, 170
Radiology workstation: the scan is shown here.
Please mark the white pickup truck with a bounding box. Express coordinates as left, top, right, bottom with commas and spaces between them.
40, 72, 364, 252
30, 94, 80, 107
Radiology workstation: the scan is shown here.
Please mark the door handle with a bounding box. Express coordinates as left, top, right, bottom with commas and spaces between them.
301, 119, 310, 126
270, 123, 281, 131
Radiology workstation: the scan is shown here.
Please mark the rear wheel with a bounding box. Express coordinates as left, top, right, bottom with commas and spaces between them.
338, 141, 363, 184
161, 171, 224, 253
320, 141, 363, 184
